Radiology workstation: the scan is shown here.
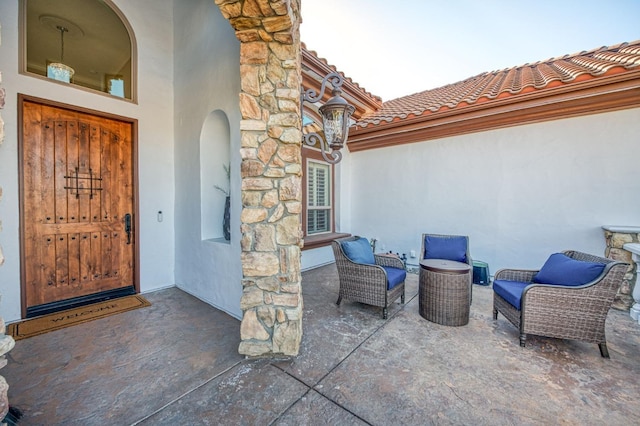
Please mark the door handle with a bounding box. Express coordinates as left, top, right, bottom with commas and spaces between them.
124, 213, 132, 244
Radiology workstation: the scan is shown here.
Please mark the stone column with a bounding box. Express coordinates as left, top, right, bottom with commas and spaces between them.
216, 0, 304, 357
1, 314, 15, 421
602, 226, 640, 311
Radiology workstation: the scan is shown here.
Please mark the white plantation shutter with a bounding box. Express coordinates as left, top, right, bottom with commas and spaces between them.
307, 161, 331, 234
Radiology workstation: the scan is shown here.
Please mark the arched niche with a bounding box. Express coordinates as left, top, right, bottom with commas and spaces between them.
200, 109, 231, 242
23, 0, 136, 100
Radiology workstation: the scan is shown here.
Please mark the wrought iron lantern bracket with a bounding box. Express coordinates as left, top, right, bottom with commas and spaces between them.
301, 72, 355, 164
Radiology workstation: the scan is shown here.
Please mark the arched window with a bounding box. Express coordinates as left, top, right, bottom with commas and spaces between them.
23, 0, 135, 100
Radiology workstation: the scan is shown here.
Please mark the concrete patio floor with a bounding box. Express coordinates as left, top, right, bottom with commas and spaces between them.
3, 263, 640, 425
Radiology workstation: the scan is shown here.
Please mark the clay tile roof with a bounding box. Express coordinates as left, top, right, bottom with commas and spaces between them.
302, 43, 382, 118
356, 40, 640, 128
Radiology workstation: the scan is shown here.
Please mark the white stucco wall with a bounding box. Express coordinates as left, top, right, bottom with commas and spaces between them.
172, 0, 243, 319
345, 108, 640, 274
0, 0, 176, 321
301, 246, 334, 271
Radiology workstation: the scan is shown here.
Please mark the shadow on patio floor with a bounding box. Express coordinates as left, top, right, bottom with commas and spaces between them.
4, 263, 639, 425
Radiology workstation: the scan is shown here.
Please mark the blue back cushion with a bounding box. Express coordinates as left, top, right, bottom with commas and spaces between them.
341, 238, 375, 265
533, 253, 605, 286
493, 280, 530, 310
424, 235, 468, 263
381, 266, 406, 290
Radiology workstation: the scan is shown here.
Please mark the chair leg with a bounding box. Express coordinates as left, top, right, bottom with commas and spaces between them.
382, 307, 388, 319
599, 342, 610, 358
493, 307, 498, 320
401, 289, 405, 304
519, 334, 526, 347
336, 295, 342, 306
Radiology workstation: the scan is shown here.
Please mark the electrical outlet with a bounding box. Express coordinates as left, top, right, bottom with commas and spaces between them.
410, 250, 416, 258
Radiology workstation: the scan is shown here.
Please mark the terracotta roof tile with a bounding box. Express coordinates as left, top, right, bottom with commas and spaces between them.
356, 40, 640, 128
301, 42, 382, 107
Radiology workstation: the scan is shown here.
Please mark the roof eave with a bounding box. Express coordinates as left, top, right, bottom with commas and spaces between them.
347, 70, 640, 152
302, 47, 383, 119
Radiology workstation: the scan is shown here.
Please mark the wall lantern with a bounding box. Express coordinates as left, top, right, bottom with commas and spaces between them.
301, 72, 355, 164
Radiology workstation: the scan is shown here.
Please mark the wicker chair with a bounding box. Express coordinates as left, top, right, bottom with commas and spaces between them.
493, 250, 628, 358
332, 236, 406, 319
420, 233, 473, 304
420, 233, 472, 268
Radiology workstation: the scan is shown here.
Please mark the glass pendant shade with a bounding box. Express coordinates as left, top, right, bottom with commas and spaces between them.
47, 63, 75, 83
319, 92, 355, 150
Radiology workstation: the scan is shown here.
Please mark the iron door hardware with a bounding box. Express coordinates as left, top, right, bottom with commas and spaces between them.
64, 167, 103, 199
124, 213, 132, 244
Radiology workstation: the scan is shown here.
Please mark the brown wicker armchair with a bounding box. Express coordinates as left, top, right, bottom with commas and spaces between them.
493, 250, 628, 358
332, 236, 406, 319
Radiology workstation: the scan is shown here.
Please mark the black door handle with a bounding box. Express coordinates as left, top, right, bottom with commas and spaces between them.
124, 213, 132, 244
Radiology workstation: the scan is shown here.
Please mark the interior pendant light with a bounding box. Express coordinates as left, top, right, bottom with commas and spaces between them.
47, 25, 75, 83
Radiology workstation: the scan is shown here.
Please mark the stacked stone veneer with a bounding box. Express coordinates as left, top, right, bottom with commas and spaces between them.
0, 21, 16, 422
603, 228, 638, 310
0, 316, 14, 422
215, 0, 304, 357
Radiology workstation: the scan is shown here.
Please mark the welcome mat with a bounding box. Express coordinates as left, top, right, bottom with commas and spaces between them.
7, 295, 151, 341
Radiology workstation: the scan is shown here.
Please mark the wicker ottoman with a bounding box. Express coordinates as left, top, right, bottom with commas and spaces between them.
419, 259, 472, 326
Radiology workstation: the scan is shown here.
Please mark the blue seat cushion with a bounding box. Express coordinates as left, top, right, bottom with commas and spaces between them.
424, 235, 468, 263
381, 266, 406, 290
341, 237, 375, 265
493, 279, 530, 310
533, 253, 605, 286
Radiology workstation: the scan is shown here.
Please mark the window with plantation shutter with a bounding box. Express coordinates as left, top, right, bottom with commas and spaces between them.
307, 161, 331, 234
301, 130, 349, 249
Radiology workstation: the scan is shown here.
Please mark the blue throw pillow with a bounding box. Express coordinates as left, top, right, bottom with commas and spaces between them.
424, 235, 467, 263
341, 238, 375, 265
533, 253, 605, 286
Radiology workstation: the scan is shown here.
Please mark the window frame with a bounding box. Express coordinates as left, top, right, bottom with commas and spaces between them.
302, 146, 349, 250
306, 159, 332, 235
20, 0, 137, 102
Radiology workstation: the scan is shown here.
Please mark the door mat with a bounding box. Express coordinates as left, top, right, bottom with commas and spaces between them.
7, 295, 151, 341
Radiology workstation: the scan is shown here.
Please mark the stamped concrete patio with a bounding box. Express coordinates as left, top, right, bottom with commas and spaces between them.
4, 263, 639, 425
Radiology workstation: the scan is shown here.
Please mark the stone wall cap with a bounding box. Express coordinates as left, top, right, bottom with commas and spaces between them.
623, 243, 640, 256
602, 225, 640, 233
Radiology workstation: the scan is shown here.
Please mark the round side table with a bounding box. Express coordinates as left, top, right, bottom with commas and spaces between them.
419, 259, 471, 326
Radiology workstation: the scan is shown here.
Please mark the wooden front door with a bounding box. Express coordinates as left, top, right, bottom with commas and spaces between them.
20, 98, 137, 316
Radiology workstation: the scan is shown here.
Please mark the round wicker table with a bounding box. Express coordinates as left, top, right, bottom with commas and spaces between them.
419, 259, 472, 326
